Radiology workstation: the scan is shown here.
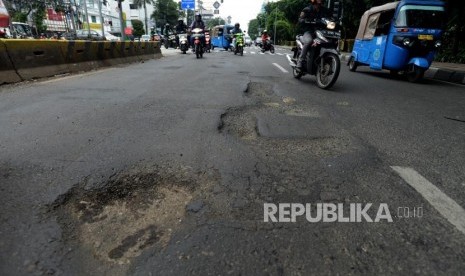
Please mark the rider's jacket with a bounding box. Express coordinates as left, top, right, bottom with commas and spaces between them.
298, 4, 330, 33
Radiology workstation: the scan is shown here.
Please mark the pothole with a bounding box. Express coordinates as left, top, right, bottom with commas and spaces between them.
51, 164, 219, 265
243, 82, 275, 100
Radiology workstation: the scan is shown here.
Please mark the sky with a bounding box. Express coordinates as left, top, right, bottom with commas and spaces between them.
199, 0, 278, 30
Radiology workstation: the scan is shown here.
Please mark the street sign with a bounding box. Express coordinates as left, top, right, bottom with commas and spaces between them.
214, 9, 219, 14
181, 0, 195, 10
213, 1, 220, 9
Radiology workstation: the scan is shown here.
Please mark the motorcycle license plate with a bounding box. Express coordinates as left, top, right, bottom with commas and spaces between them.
418, 34, 433, 40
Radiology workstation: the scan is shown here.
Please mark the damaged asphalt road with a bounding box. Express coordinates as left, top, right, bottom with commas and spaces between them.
1, 49, 465, 275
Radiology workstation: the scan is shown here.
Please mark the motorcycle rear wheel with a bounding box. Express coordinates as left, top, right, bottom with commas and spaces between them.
316, 53, 341, 90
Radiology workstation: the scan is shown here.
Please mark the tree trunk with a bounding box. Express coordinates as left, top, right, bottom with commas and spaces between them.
144, 1, 148, 35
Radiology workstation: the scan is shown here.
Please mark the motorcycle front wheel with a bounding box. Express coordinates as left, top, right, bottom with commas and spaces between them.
195, 45, 200, 59
270, 46, 275, 54
316, 53, 341, 90
164, 41, 169, 49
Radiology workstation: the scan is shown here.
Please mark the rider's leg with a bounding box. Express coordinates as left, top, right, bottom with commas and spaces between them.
296, 32, 313, 69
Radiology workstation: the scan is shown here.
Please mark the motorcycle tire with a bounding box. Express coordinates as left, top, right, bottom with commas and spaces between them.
164, 41, 169, 49
293, 67, 303, 79
270, 46, 275, 54
195, 45, 200, 59
182, 50, 186, 54
240, 46, 243, 56
316, 53, 341, 90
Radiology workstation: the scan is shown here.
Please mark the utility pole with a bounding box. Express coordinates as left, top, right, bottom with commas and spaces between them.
118, 0, 125, 40
98, 0, 105, 38
273, 7, 277, 44
83, 0, 91, 38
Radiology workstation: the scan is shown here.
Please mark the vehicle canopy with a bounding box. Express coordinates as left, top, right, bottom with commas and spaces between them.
355, 0, 445, 40
211, 25, 234, 37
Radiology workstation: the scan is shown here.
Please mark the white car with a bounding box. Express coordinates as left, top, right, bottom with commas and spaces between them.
140, 35, 151, 42
244, 35, 252, 47
103, 32, 121, 42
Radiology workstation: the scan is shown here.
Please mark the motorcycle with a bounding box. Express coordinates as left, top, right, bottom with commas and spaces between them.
178, 33, 189, 54
191, 28, 205, 59
261, 38, 275, 53
288, 18, 341, 90
233, 33, 244, 56
164, 33, 177, 49
204, 31, 211, 53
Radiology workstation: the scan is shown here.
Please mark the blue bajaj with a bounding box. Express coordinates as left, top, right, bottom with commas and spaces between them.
211, 25, 234, 51
348, 0, 445, 82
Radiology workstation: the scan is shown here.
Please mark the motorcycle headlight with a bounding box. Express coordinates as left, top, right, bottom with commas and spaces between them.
315, 31, 328, 42
327, 22, 336, 30
435, 40, 442, 48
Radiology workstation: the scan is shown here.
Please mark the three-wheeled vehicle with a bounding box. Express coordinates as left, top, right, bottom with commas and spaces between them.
211, 25, 234, 51
348, 0, 445, 82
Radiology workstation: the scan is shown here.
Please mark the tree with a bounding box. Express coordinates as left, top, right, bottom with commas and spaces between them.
151, 0, 179, 33
132, 19, 145, 37
207, 17, 225, 29
133, 0, 155, 34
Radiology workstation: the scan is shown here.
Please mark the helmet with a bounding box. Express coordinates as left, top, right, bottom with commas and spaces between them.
195, 13, 202, 21
165, 23, 170, 27
235, 23, 240, 28
263, 30, 267, 33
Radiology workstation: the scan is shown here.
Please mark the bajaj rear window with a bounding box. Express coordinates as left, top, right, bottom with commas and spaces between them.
395, 5, 445, 29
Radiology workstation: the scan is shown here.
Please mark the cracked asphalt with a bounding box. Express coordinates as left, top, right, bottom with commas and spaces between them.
0, 47, 465, 275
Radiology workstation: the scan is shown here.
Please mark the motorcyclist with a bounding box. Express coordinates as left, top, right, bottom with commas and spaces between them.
164, 23, 173, 37
230, 23, 242, 50
189, 13, 206, 49
175, 19, 188, 47
261, 30, 270, 49
296, 0, 330, 69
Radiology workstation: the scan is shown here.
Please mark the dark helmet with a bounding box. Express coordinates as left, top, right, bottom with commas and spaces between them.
235, 23, 240, 28
195, 13, 202, 21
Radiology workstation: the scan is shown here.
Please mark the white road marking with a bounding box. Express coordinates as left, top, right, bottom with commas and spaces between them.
250, 51, 256, 54
277, 53, 283, 56
259, 52, 265, 55
391, 166, 465, 235
272, 63, 289, 73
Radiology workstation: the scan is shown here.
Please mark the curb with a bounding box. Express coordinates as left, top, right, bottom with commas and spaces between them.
340, 52, 465, 85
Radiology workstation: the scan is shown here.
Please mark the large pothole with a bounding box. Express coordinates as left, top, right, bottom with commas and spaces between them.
51, 164, 219, 265
219, 82, 356, 157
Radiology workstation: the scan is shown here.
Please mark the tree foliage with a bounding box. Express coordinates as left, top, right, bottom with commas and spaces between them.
151, 0, 180, 32
207, 17, 225, 29
132, 19, 145, 37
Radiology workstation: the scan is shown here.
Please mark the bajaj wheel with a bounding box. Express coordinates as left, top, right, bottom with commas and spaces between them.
316, 53, 341, 90
407, 65, 424, 83
348, 57, 358, 72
